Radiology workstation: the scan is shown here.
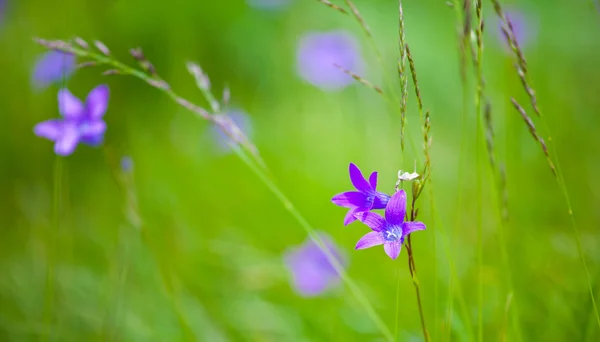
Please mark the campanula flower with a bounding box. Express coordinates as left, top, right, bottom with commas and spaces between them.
34, 85, 110, 156
284, 233, 346, 297
354, 190, 425, 259
31, 51, 76, 89
332, 163, 391, 226
297, 30, 364, 91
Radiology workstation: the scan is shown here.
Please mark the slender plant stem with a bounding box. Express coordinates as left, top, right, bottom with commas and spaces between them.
42, 157, 62, 341
394, 267, 402, 341
407, 195, 429, 342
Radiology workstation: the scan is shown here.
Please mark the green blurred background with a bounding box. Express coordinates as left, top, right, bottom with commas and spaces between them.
2, 0, 600, 341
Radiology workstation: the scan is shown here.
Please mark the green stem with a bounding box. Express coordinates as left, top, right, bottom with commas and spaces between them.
42, 157, 62, 341
45, 42, 395, 341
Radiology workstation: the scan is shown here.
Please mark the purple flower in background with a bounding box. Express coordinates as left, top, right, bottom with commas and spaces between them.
34, 85, 110, 156
332, 163, 391, 226
120, 156, 134, 172
284, 233, 346, 297
354, 190, 425, 260
210, 110, 253, 154
297, 30, 364, 91
31, 51, 76, 89
0, 0, 6, 24
246, 0, 291, 10
496, 9, 537, 51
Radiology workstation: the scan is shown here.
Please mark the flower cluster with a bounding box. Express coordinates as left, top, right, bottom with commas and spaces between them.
331, 163, 426, 259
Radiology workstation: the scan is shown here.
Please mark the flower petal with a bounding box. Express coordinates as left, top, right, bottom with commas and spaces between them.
343, 208, 360, 226
331, 191, 366, 208
355, 231, 384, 250
385, 190, 407, 225
86, 85, 110, 119
349, 163, 371, 192
355, 211, 386, 232
54, 124, 80, 156
368, 171, 378, 189
58, 89, 84, 119
384, 241, 402, 259
34, 119, 64, 141
372, 192, 391, 209
403, 221, 426, 235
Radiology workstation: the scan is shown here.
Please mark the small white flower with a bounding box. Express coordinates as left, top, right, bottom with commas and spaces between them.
397, 170, 419, 181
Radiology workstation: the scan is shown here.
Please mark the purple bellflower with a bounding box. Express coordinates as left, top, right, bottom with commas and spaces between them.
297, 30, 364, 91
284, 233, 346, 297
354, 190, 426, 260
31, 51, 76, 89
331, 163, 391, 226
34, 85, 110, 156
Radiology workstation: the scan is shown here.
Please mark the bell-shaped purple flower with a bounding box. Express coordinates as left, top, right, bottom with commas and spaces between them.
332, 163, 391, 226
31, 51, 76, 89
34, 85, 110, 156
284, 233, 346, 297
297, 30, 364, 91
354, 190, 426, 260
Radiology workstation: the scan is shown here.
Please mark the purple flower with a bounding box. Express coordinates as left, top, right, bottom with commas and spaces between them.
34, 85, 110, 156
332, 163, 391, 226
120, 156, 134, 172
297, 30, 364, 91
246, 0, 291, 10
210, 110, 253, 155
31, 51, 76, 89
496, 9, 537, 51
284, 233, 346, 297
354, 190, 426, 260
0, 0, 6, 24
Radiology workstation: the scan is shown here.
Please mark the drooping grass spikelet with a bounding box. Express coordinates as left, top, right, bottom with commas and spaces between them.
344, 0, 372, 37
76, 61, 97, 69
422, 111, 432, 177
405, 44, 423, 113
484, 101, 496, 169
73, 37, 89, 50
315, 0, 348, 14
510, 97, 556, 175
93, 40, 111, 56
130, 47, 158, 77
398, 0, 408, 151
492, 0, 541, 118
334, 64, 383, 95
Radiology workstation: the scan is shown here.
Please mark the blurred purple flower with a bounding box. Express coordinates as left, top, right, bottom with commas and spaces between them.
210, 110, 253, 154
284, 233, 346, 297
297, 30, 364, 91
121, 156, 134, 172
354, 190, 426, 260
246, 0, 291, 10
34, 85, 110, 156
0, 0, 6, 24
31, 51, 76, 89
332, 163, 391, 226
497, 9, 537, 51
